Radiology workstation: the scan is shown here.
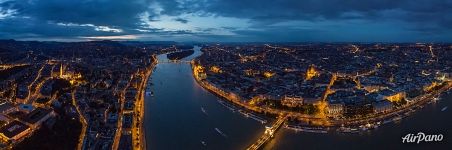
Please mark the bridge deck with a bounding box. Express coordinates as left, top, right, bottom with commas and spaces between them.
247, 114, 287, 150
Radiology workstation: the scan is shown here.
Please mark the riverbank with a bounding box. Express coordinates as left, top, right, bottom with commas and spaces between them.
191, 58, 452, 133
134, 54, 157, 150
167, 50, 195, 60
145, 46, 263, 150
331, 81, 452, 127
266, 91, 452, 150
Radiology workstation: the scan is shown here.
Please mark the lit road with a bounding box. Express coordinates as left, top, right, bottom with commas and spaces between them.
29, 76, 52, 105
26, 64, 46, 104
72, 89, 88, 150
112, 74, 133, 150
132, 55, 156, 150
111, 55, 156, 150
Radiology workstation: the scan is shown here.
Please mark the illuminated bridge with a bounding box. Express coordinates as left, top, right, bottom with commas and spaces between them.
247, 114, 288, 150
158, 60, 192, 64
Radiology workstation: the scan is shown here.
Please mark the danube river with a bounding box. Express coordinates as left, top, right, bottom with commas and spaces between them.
144, 46, 264, 150
145, 46, 451, 150
264, 93, 451, 150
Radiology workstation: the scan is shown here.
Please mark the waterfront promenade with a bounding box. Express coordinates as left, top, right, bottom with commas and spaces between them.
192, 61, 451, 148
132, 55, 157, 150
192, 59, 451, 127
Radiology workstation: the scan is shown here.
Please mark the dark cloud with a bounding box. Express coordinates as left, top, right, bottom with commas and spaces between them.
164, 30, 194, 35
0, 0, 156, 39
0, 0, 451, 42
8, 0, 149, 27
194, 27, 215, 32
152, 0, 452, 30
148, 0, 452, 41
174, 17, 189, 24
153, 0, 204, 16
207, 0, 450, 21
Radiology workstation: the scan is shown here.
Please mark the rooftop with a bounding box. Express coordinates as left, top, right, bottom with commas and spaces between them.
0, 120, 30, 139
21, 108, 53, 125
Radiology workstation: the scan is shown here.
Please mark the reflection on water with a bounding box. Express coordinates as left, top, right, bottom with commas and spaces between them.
146, 46, 451, 150
145, 46, 264, 150
264, 93, 452, 150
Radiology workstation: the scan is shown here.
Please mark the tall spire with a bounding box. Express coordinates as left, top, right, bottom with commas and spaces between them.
60, 63, 63, 78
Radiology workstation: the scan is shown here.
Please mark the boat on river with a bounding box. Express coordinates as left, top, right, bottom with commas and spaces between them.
247, 112, 267, 124
200, 141, 207, 146
215, 128, 227, 137
218, 100, 236, 112
441, 106, 448, 111
201, 107, 208, 115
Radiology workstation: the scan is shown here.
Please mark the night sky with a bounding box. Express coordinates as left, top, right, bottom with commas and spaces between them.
0, 0, 451, 42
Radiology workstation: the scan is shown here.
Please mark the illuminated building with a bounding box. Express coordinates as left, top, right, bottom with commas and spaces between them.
281, 95, 303, 107
60, 63, 64, 78
244, 69, 259, 76
228, 92, 240, 101
0, 120, 31, 143
193, 65, 207, 80
305, 64, 318, 80
325, 103, 343, 117
372, 101, 393, 113
423, 82, 439, 92
210, 66, 222, 73
263, 71, 274, 78
249, 95, 265, 106
436, 73, 451, 81
363, 85, 385, 93
385, 92, 406, 103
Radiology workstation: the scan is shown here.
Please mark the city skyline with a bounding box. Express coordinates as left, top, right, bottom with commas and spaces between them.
0, 1, 451, 149
1, 0, 452, 42
0, 39, 450, 150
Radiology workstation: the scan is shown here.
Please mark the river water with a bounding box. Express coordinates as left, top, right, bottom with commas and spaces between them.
264, 92, 452, 150
144, 46, 264, 150
145, 46, 451, 150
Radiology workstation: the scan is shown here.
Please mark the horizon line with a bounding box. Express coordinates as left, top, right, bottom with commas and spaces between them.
1, 39, 452, 44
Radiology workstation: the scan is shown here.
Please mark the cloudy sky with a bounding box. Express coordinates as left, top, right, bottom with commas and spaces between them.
0, 0, 451, 42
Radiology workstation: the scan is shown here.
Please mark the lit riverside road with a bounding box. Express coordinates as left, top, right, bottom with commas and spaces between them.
144, 46, 264, 150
